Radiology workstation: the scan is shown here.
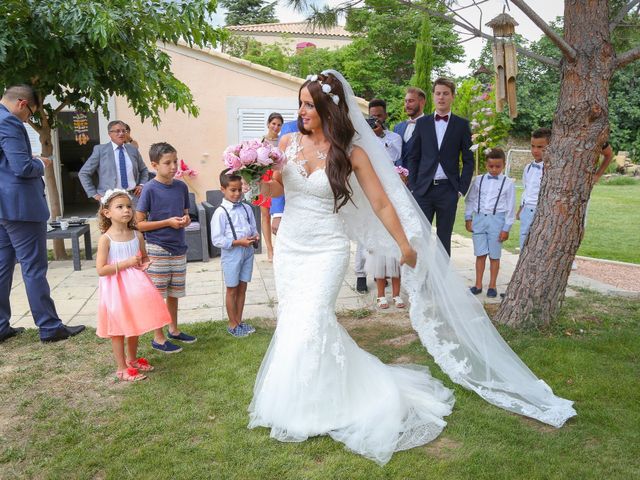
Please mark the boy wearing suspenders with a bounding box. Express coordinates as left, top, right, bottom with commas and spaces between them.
210, 169, 260, 337
464, 148, 516, 298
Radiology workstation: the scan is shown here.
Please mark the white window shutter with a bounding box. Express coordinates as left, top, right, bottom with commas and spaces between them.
238, 108, 298, 143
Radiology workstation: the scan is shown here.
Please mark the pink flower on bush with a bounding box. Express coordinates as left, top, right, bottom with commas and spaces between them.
174, 159, 198, 178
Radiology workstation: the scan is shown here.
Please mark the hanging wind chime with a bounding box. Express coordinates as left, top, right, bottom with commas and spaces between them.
486, 13, 519, 119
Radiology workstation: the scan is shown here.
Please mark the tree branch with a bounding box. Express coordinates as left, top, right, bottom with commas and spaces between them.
610, 0, 640, 32
509, 0, 577, 61
54, 98, 71, 114
616, 44, 640, 68
396, 0, 560, 67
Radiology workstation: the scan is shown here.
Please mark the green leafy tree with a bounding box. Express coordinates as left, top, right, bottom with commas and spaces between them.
0, 0, 224, 258
342, 0, 463, 122
220, 0, 278, 26
410, 15, 434, 111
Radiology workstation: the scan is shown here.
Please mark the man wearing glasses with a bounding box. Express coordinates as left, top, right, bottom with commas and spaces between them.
79, 120, 149, 205
0, 84, 85, 343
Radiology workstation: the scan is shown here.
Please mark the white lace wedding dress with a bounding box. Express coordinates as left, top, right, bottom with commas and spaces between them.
248, 133, 455, 465
249, 70, 576, 466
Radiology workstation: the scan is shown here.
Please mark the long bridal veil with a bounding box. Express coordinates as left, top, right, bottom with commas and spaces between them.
326, 69, 576, 428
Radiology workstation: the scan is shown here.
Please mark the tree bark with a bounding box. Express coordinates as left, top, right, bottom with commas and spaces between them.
34, 110, 68, 260
496, 0, 615, 327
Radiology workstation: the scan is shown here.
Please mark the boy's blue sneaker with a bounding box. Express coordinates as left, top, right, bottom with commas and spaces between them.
167, 331, 197, 343
487, 288, 498, 298
151, 340, 183, 353
240, 323, 256, 334
469, 286, 482, 295
227, 325, 248, 338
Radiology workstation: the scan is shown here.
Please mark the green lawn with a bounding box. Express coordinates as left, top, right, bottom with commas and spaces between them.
2, 291, 639, 479
454, 180, 640, 264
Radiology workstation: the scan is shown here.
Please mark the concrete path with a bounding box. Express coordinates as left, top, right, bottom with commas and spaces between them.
8, 221, 636, 330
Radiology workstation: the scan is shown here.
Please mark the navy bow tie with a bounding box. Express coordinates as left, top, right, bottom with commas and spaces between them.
530, 163, 542, 170
487, 175, 500, 180
435, 114, 449, 122
232, 201, 243, 207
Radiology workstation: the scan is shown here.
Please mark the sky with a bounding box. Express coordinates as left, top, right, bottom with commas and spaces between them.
213, 1, 565, 76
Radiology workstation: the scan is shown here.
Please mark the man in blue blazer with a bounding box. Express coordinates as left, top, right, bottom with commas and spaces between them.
79, 120, 148, 204
407, 78, 474, 256
393, 87, 427, 168
0, 85, 85, 342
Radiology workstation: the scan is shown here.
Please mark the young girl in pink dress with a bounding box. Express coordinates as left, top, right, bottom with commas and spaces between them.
95, 189, 172, 381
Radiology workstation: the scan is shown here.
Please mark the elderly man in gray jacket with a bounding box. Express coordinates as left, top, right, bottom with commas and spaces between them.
79, 120, 149, 203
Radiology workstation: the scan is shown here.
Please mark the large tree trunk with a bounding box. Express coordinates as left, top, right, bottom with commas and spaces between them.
35, 111, 68, 260
496, 1, 614, 327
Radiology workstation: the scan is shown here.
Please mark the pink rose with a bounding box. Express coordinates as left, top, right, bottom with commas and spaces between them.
239, 147, 257, 165
256, 146, 272, 166
224, 152, 242, 172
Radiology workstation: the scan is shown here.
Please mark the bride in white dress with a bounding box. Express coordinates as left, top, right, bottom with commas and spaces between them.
248, 71, 576, 465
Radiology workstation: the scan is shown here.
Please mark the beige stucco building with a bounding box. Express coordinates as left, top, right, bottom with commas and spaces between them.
39, 42, 366, 215
225, 21, 352, 51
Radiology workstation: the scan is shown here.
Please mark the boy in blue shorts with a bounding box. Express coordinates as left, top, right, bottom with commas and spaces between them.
464, 148, 515, 298
517, 127, 550, 251
210, 169, 259, 338
136, 142, 196, 353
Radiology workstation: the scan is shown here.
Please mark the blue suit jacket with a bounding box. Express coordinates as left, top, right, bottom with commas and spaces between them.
0, 104, 49, 222
406, 113, 474, 198
393, 120, 418, 168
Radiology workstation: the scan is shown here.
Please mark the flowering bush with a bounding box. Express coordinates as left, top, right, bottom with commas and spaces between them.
174, 159, 198, 178
223, 139, 285, 201
454, 78, 511, 171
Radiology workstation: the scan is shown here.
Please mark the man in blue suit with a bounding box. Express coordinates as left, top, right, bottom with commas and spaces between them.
407, 78, 474, 256
0, 85, 85, 343
394, 87, 427, 168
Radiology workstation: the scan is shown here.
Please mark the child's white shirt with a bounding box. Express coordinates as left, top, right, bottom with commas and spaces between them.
210, 198, 258, 249
521, 161, 544, 207
464, 173, 516, 231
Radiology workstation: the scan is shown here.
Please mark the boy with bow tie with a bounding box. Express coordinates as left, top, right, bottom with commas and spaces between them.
465, 148, 515, 298
210, 169, 260, 338
517, 128, 551, 251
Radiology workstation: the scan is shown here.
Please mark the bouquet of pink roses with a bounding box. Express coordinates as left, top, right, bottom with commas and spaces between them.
223, 139, 285, 201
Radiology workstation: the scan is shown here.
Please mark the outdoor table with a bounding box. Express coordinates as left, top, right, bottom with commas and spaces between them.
46, 224, 92, 271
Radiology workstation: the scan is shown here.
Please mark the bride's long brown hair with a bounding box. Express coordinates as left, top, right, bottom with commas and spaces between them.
297, 73, 356, 212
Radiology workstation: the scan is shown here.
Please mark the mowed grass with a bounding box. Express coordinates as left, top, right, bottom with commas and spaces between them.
453, 179, 640, 264
1, 291, 639, 479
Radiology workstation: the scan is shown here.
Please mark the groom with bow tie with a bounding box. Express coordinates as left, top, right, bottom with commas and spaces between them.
406, 78, 474, 256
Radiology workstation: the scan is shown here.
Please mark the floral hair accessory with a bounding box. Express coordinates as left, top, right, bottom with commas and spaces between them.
101, 188, 130, 205
305, 73, 340, 105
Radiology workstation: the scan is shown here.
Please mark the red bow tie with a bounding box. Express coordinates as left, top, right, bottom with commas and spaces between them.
435, 114, 449, 122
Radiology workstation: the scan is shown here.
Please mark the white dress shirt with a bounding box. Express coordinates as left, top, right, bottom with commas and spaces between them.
433, 111, 451, 180
111, 141, 136, 190
403, 113, 424, 142
210, 198, 258, 250
464, 173, 516, 231
521, 161, 544, 207
377, 130, 402, 164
